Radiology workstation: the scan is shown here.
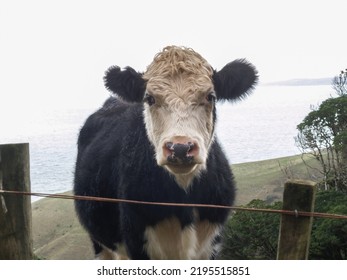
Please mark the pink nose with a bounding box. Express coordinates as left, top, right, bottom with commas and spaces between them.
163, 137, 199, 164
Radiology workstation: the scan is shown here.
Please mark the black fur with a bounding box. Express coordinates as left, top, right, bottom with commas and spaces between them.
74, 58, 257, 259
104, 66, 145, 102
213, 59, 258, 101
74, 98, 234, 259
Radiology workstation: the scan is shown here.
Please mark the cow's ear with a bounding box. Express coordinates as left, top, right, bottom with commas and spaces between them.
104, 66, 146, 102
213, 59, 258, 101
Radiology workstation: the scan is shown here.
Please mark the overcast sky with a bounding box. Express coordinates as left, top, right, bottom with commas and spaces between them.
1, 0, 346, 110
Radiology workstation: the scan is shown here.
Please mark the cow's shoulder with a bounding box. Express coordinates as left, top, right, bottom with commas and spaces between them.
78, 97, 143, 149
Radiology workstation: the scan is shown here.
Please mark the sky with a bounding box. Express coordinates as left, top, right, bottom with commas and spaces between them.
1, 0, 347, 111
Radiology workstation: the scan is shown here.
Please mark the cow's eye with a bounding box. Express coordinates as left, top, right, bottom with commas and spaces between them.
144, 93, 156, 106
206, 92, 216, 103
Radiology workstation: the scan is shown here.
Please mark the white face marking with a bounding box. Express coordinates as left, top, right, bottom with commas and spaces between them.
143, 86, 215, 187
142, 47, 216, 189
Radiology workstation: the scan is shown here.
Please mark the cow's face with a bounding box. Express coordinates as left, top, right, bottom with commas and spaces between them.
104, 46, 258, 188
142, 48, 216, 181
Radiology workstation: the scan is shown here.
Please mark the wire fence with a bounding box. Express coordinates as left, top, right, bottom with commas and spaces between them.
1, 189, 347, 220
3, 144, 347, 260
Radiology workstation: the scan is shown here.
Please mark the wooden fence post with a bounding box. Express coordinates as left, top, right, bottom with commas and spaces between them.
277, 180, 316, 260
0, 143, 33, 260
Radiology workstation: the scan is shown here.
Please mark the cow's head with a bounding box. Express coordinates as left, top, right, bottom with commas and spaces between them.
104, 46, 258, 188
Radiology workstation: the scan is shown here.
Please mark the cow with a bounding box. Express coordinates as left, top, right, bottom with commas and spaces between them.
74, 46, 258, 260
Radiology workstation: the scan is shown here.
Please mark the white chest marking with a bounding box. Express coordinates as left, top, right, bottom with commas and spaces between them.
144, 217, 220, 259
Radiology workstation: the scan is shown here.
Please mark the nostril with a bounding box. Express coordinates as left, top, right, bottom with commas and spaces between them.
166, 142, 174, 150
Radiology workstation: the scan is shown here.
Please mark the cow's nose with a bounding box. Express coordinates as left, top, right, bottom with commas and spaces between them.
165, 141, 196, 163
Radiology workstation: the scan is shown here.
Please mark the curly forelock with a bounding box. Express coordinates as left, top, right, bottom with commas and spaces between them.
143, 46, 213, 80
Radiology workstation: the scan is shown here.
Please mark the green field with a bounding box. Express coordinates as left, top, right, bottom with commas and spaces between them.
233, 153, 322, 205
32, 153, 323, 259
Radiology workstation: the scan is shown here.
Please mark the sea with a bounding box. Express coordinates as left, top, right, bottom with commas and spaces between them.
0, 84, 334, 202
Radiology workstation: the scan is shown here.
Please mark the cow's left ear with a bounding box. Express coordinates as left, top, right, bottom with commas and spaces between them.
213, 59, 258, 101
104, 66, 146, 103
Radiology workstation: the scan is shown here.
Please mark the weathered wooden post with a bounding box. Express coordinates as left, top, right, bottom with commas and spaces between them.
0, 143, 33, 259
277, 180, 316, 260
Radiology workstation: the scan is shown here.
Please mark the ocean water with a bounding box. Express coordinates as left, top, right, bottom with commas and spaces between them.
0, 85, 333, 201
216, 84, 333, 163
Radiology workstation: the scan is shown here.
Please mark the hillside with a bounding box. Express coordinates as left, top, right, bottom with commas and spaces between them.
232, 153, 322, 205
32, 153, 322, 259
264, 77, 332, 86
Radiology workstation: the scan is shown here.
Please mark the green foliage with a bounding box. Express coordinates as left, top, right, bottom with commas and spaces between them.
221, 192, 347, 260
297, 96, 347, 148
295, 95, 347, 191
309, 191, 347, 259
220, 199, 281, 260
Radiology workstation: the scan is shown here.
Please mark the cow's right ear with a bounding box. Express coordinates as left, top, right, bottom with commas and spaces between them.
104, 66, 146, 103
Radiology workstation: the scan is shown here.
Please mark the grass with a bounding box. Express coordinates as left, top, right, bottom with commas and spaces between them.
232, 153, 322, 205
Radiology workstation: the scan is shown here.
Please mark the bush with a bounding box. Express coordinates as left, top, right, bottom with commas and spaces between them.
220, 199, 281, 260
309, 191, 347, 259
221, 192, 347, 260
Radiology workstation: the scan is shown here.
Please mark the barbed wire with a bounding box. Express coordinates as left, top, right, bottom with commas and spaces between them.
1, 189, 347, 220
